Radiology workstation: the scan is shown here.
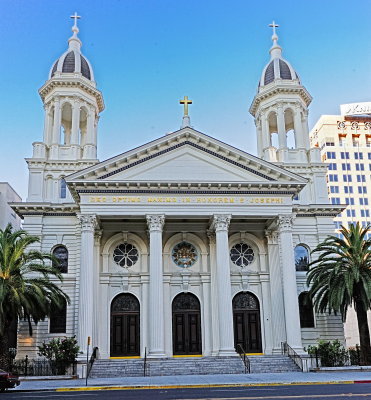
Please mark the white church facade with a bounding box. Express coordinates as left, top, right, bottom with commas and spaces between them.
13, 18, 345, 361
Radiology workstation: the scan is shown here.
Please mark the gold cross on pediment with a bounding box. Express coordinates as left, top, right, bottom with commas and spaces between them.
180, 96, 192, 116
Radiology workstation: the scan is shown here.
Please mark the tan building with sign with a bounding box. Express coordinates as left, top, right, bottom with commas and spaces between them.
310, 103, 371, 347
12, 18, 346, 374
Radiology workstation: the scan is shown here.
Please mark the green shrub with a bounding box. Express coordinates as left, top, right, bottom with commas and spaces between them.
38, 337, 81, 374
307, 340, 348, 367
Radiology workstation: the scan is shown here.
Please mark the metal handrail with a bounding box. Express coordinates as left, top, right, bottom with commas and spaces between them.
143, 347, 148, 377
281, 342, 308, 372
236, 344, 250, 374
86, 347, 99, 379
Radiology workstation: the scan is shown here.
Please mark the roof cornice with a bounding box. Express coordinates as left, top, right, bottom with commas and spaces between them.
39, 78, 104, 112
249, 85, 312, 116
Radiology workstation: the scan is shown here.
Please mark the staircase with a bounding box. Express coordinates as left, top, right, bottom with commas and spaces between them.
90, 355, 300, 377
249, 355, 300, 373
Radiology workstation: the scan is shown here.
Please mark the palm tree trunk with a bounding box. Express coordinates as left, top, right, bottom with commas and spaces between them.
0, 333, 10, 370
355, 300, 371, 365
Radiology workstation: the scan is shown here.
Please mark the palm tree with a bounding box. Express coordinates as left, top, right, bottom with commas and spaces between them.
0, 224, 69, 368
307, 222, 371, 365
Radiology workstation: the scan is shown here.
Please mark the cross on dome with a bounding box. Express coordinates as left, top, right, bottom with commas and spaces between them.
269, 21, 279, 37
70, 12, 81, 28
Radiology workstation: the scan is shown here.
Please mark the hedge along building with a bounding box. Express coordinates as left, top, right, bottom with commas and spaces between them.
12, 17, 345, 363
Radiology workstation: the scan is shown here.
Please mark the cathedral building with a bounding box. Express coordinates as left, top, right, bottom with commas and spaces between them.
13, 18, 345, 367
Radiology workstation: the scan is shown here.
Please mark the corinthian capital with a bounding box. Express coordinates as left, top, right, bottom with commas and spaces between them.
265, 229, 279, 245
78, 214, 97, 231
146, 214, 165, 232
211, 214, 231, 232
277, 215, 294, 232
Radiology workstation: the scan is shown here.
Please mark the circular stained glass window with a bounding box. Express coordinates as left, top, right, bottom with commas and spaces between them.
113, 243, 139, 268
172, 241, 198, 268
230, 243, 255, 267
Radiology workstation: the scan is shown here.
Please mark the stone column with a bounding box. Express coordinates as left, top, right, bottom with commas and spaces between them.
77, 214, 97, 355
43, 104, 52, 144
83, 108, 97, 159
70, 100, 80, 145
276, 105, 287, 149
207, 230, 219, 356
52, 99, 61, 144
262, 114, 271, 149
93, 230, 102, 355
277, 215, 303, 350
211, 215, 236, 356
146, 214, 166, 358
294, 106, 305, 149
50, 99, 61, 159
265, 229, 286, 353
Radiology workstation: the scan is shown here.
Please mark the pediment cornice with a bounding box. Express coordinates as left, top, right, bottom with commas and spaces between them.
67, 128, 307, 185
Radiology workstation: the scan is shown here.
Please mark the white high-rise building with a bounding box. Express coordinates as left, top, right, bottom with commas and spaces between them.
310, 103, 371, 347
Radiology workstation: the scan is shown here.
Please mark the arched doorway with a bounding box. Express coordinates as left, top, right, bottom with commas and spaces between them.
233, 292, 262, 353
172, 293, 202, 355
110, 294, 140, 357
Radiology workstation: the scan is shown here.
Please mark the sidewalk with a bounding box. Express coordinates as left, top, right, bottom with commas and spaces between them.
13, 371, 371, 392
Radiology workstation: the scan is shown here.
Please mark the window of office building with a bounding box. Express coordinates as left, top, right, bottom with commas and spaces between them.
342, 163, 351, 171
344, 186, 353, 194
343, 175, 352, 182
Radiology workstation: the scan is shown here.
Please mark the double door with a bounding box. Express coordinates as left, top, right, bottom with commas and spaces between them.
233, 310, 262, 353
173, 311, 202, 355
111, 313, 140, 357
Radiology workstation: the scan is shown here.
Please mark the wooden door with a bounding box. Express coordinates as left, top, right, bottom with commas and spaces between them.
233, 292, 262, 353
110, 294, 140, 357
172, 293, 202, 355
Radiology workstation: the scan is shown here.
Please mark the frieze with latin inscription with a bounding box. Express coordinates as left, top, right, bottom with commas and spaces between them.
84, 195, 287, 205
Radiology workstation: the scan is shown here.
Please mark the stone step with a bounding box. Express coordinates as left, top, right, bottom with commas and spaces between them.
90, 355, 300, 377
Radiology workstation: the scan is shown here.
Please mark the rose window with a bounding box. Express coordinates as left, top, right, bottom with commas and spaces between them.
230, 243, 255, 267
113, 243, 139, 268
172, 242, 197, 268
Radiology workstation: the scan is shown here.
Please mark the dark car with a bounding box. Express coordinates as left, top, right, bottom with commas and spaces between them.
0, 369, 20, 391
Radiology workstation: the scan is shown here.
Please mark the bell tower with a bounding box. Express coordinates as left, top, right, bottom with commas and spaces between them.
250, 23, 327, 204
27, 14, 104, 202
250, 22, 320, 165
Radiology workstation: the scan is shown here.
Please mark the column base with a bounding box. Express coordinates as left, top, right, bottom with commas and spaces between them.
218, 349, 238, 357
147, 351, 167, 359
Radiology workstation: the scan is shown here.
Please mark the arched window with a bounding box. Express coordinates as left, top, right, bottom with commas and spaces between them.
60, 178, 67, 199
298, 292, 315, 328
295, 245, 310, 271
50, 298, 67, 333
52, 245, 68, 273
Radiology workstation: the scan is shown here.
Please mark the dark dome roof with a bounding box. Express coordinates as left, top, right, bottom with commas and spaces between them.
49, 50, 93, 81
260, 57, 299, 87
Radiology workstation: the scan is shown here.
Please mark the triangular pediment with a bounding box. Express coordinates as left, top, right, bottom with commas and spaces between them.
67, 127, 307, 187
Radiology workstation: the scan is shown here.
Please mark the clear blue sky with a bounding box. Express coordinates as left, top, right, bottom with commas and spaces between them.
1, 0, 370, 200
